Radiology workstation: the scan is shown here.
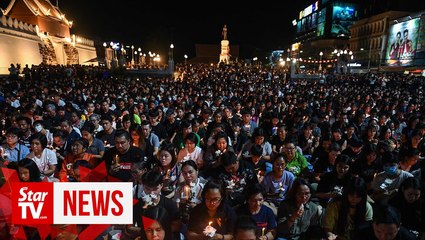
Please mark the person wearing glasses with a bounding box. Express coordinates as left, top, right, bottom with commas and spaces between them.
1, 127, 30, 164
187, 179, 237, 240
277, 178, 322, 240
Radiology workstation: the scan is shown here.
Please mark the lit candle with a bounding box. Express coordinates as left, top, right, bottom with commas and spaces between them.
208, 221, 212, 226
104, 140, 107, 145
184, 185, 190, 201
261, 227, 265, 236
166, 169, 171, 177
114, 154, 120, 165
279, 182, 283, 191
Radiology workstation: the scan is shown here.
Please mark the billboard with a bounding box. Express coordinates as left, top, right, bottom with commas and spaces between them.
331, 5, 357, 37
386, 18, 420, 66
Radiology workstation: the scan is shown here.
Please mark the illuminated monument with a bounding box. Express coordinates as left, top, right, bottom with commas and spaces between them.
219, 24, 230, 64
0, 0, 97, 74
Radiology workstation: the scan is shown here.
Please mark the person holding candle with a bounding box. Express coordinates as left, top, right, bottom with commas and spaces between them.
80, 121, 105, 160
187, 179, 237, 240
26, 132, 57, 180
174, 160, 207, 207
130, 170, 180, 239
153, 141, 182, 198
104, 130, 148, 182
203, 131, 235, 176
315, 154, 352, 207
219, 151, 258, 207
243, 144, 268, 180
261, 153, 295, 207
177, 132, 204, 168
240, 128, 273, 162
58, 138, 96, 181
235, 183, 276, 240
370, 152, 413, 204
277, 178, 322, 240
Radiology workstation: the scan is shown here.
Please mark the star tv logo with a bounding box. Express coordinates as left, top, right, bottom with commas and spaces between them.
12, 182, 133, 224
12, 182, 53, 224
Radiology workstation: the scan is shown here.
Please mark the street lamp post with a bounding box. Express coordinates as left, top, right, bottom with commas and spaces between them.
184, 54, 188, 65
319, 51, 323, 74
168, 44, 174, 74
103, 42, 110, 69
110, 41, 118, 69
131, 45, 135, 69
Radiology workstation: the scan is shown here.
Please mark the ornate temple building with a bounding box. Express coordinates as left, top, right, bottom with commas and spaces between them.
0, 0, 97, 74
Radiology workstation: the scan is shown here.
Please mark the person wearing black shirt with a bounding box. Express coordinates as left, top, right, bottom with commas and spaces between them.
315, 155, 352, 207
149, 109, 168, 141
97, 115, 116, 146
354, 205, 416, 240
218, 151, 258, 207
187, 179, 237, 240
243, 144, 267, 174
130, 171, 180, 239
104, 129, 147, 182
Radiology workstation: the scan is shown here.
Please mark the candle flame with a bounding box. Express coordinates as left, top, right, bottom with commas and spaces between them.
208, 221, 212, 226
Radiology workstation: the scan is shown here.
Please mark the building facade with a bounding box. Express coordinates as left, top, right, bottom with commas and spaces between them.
0, 0, 97, 74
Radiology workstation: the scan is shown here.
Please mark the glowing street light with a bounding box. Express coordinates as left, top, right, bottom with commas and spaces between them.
319, 51, 323, 73
131, 45, 135, 68
184, 54, 188, 64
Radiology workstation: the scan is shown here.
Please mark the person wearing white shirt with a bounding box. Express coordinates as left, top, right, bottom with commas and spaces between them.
26, 132, 57, 180
177, 132, 204, 168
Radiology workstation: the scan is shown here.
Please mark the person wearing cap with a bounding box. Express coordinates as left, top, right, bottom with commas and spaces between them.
58, 138, 96, 181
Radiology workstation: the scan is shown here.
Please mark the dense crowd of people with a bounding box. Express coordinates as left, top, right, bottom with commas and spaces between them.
0, 63, 424, 240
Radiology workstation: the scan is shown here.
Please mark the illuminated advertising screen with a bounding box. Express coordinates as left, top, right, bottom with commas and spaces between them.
331, 5, 357, 37
311, 12, 317, 28
318, 9, 326, 24
317, 22, 325, 36
386, 18, 420, 66
301, 18, 306, 32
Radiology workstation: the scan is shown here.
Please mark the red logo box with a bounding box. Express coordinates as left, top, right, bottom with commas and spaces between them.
12, 182, 54, 224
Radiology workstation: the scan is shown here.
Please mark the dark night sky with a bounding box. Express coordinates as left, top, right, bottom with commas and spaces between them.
56, 0, 313, 60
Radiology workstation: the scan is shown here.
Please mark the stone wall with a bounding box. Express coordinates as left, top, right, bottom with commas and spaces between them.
0, 15, 98, 75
